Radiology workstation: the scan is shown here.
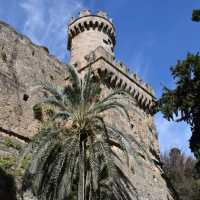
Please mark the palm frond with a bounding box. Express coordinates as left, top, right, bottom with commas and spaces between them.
107, 125, 152, 163
66, 64, 81, 100
39, 81, 63, 101
82, 67, 101, 104
97, 89, 133, 105
89, 101, 131, 123
52, 111, 70, 120
22, 64, 138, 200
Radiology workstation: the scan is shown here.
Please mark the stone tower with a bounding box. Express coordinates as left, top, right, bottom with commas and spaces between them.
68, 10, 115, 68
67, 10, 155, 114
65, 10, 176, 200
0, 10, 176, 200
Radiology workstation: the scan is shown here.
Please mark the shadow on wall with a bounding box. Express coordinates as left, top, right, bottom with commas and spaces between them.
0, 167, 17, 200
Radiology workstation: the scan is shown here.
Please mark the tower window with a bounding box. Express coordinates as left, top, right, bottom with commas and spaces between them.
103, 39, 109, 45
130, 123, 134, 129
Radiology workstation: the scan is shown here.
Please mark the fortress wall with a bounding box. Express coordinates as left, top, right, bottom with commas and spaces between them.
0, 16, 176, 199
0, 21, 66, 138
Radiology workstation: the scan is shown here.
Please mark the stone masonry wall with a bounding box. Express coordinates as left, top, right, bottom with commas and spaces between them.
0, 21, 66, 139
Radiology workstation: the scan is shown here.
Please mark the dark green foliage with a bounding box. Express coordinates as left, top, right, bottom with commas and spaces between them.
158, 53, 200, 176
192, 9, 200, 22
3, 138, 22, 151
161, 148, 200, 200
33, 104, 43, 121
21, 64, 139, 200
0, 167, 17, 200
4, 138, 13, 147
0, 157, 16, 172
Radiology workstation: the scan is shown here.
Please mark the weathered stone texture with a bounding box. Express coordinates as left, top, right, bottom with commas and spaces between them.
0, 133, 25, 159
0, 10, 177, 200
70, 29, 114, 67
68, 10, 115, 68
0, 21, 66, 139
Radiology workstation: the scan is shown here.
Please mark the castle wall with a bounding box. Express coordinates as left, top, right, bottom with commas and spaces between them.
0, 21, 66, 139
0, 15, 176, 200
92, 80, 172, 200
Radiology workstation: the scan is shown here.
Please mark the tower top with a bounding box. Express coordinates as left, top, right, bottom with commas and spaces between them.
67, 10, 116, 67
68, 10, 113, 27
66, 10, 155, 106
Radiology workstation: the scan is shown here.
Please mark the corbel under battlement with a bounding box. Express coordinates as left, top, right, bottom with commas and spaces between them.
78, 46, 156, 112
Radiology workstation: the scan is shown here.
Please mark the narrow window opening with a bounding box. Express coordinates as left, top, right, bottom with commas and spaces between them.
43, 91, 48, 97
130, 124, 134, 129
74, 62, 78, 67
1, 52, 7, 63
103, 39, 108, 45
23, 94, 29, 101
50, 75, 54, 80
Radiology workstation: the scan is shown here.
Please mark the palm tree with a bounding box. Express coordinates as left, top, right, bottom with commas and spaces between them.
21, 64, 138, 200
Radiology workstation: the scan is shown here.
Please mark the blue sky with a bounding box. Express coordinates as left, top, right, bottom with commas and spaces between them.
0, 0, 200, 155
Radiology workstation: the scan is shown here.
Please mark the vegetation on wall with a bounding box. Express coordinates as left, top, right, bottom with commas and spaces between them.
3, 137, 22, 151
0, 157, 16, 172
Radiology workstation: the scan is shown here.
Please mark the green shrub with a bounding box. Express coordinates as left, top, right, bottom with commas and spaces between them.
0, 157, 16, 171
4, 138, 22, 151
20, 155, 32, 169
33, 104, 43, 121
4, 138, 14, 147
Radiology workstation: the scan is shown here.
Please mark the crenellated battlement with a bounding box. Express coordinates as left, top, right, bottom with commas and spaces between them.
115, 62, 154, 95
68, 10, 113, 25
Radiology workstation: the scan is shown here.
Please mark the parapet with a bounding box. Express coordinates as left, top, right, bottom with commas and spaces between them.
96, 11, 107, 18
80, 9, 91, 17
68, 10, 113, 24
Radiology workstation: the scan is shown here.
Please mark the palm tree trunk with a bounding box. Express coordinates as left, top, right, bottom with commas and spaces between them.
78, 139, 86, 200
